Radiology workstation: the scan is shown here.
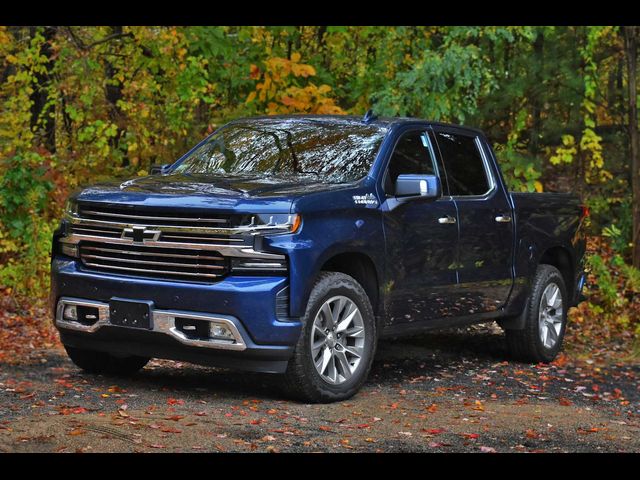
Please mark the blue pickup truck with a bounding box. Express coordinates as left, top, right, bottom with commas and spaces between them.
51, 113, 587, 402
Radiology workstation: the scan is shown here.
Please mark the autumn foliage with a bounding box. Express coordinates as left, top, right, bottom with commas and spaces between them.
246, 53, 344, 115
0, 26, 639, 356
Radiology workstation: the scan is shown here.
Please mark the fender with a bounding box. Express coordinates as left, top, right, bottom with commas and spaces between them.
289, 238, 385, 319
501, 242, 577, 330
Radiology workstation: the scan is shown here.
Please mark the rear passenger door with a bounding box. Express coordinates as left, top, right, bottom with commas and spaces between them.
432, 127, 514, 315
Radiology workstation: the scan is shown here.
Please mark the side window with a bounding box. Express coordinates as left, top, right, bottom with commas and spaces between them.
434, 131, 490, 196
385, 130, 436, 193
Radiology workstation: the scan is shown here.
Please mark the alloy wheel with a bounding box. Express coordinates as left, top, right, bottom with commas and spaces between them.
538, 282, 564, 349
311, 295, 365, 385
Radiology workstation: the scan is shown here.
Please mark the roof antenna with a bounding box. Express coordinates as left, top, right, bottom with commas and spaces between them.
362, 109, 377, 124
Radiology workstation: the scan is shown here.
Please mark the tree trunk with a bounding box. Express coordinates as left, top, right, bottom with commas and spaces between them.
29, 26, 57, 153
0, 27, 22, 85
103, 26, 127, 167
530, 29, 545, 155
624, 26, 640, 268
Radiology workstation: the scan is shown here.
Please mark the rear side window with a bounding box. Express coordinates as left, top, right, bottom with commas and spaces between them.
386, 130, 436, 186
435, 132, 490, 196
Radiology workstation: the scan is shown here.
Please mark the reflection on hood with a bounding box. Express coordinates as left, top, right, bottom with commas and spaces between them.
82, 173, 358, 199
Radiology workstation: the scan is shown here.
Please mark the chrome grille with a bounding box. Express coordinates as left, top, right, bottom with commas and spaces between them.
69, 223, 245, 246
71, 204, 247, 246
79, 242, 228, 281
78, 205, 232, 227
158, 231, 244, 245
70, 223, 121, 238
64, 203, 286, 283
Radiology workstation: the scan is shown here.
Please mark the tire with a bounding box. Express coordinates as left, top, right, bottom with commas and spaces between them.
282, 272, 377, 403
505, 265, 568, 363
64, 345, 149, 376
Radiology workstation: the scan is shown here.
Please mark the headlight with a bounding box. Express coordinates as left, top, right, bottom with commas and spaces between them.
239, 213, 301, 235
229, 214, 296, 274
64, 199, 78, 219
58, 199, 79, 257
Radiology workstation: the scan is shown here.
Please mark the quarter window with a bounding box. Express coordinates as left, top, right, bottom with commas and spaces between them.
435, 132, 490, 196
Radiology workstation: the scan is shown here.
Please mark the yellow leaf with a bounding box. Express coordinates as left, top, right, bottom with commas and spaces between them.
534, 181, 544, 193
292, 64, 316, 78
246, 91, 257, 104
291, 52, 301, 63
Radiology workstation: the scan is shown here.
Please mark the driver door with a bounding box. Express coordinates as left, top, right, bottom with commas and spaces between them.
381, 128, 460, 326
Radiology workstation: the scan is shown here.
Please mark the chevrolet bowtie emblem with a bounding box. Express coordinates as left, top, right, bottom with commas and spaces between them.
122, 226, 161, 243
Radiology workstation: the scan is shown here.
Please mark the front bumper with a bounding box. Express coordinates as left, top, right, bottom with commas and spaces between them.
56, 297, 248, 350
51, 257, 302, 373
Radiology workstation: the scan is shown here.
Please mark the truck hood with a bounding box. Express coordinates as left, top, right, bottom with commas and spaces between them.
74, 173, 359, 213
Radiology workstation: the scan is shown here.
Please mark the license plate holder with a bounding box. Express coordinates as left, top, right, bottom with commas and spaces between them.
109, 298, 153, 330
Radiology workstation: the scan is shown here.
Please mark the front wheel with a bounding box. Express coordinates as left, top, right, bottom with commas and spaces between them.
282, 272, 377, 403
505, 265, 568, 363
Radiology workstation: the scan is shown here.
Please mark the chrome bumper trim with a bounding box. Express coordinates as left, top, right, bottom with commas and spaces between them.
55, 297, 247, 351
60, 234, 285, 260
67, 214, 294, 236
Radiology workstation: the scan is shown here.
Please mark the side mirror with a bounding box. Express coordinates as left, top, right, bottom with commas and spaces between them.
395, 174, 441, 199
150, 164, 171, 175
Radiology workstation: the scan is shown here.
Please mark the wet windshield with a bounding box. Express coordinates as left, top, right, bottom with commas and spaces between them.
172, 117, 388, 183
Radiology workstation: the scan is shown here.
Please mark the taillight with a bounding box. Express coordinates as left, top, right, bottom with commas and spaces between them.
580, 205, 590, 219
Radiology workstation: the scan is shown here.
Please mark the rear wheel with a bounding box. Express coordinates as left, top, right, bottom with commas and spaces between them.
283, 272, 377, 403
64, 345, 149, 376
505, 265, 568, 363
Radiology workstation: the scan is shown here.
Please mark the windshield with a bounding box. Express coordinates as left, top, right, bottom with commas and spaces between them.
172, 117, 388, 183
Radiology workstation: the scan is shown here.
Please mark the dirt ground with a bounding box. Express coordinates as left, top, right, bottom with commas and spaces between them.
1, 323, 638, 453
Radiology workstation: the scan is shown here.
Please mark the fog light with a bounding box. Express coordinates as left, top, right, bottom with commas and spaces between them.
63, 304, 78, 321
210, 323, 235, 341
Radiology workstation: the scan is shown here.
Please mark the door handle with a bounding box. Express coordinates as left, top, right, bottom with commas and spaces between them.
495, 214, 512, 223
438, 215, 456, 224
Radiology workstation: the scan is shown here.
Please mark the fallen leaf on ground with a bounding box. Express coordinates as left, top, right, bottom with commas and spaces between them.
422, 428, 445, 435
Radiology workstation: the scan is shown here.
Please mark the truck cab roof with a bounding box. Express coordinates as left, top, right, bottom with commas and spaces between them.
225, 114, 485, 137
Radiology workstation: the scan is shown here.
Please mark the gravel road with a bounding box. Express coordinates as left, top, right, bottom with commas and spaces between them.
1, 323, 638, 453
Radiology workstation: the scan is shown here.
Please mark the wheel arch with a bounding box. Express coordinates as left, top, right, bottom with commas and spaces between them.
500, 244, 575, 331
538, 245, 575, 295
318, 251, 381, 317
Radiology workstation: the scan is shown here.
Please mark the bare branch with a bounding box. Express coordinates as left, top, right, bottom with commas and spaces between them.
85, 32, 133, 49
65, 26, 86, 50
65, 27, 133, 51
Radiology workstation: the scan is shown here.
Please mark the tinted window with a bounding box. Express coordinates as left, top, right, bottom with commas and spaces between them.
172, 118, 388, 183
435, 132, 490, 196
386, 131, 436, 190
